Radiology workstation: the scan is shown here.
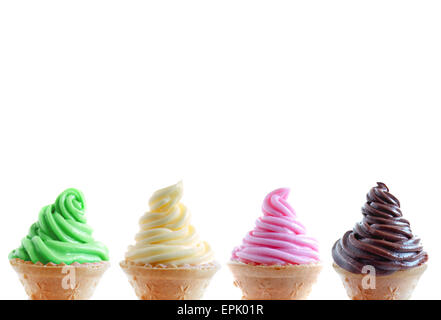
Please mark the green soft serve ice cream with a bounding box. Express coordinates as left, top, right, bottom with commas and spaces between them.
9, 188, 109, 265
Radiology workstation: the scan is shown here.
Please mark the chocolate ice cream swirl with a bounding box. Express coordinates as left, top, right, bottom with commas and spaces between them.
332, 182, 428, 275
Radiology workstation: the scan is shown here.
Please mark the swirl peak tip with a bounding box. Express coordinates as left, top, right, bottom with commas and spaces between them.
375, 182, 389, 191
267, 187, 290, 199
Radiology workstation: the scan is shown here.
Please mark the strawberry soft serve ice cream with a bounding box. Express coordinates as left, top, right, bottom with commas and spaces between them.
228, 188, 322, 300
232, 188, 320, 265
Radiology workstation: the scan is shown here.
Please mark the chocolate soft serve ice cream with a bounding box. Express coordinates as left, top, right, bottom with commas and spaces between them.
332, 182, 428, 299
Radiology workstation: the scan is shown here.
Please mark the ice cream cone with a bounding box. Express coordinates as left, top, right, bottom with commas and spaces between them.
228, 261, 322, 300
333, 263, 427, 300
120, 260, 219, 300
10, 258, 109, 300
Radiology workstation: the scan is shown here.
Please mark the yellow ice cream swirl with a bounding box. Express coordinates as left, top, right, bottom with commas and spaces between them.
125, 182, 214, 266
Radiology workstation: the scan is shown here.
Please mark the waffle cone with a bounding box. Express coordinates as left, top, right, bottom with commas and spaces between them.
333, 263, 427, 300
10, 258, 109, 300
228, 261, 322, 300
120, 260, 219, 300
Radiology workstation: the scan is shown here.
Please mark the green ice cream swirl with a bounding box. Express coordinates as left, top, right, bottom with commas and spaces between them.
9, 188, 109, 265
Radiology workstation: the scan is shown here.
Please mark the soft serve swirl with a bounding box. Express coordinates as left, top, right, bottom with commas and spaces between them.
125, 181, 214, 266
232, 188, 320, 265
332, 182, 428, 275
9, 188, 109, 264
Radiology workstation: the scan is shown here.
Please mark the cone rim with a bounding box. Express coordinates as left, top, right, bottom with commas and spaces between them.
10, 258, 110, 270
120, 259, 220, 271
332, 262, 428, 278
228, 259, 322, 270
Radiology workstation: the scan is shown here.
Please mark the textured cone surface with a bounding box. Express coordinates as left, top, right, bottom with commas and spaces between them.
120, 260, 219, 300
10, 259, 109, 300
228, 262, 322, 300
333, 263, 427, 300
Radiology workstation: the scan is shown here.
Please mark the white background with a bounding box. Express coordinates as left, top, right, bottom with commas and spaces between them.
0, 1, 440, 300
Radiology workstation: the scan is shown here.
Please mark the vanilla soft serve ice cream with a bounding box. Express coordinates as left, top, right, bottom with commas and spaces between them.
125, 181, 214, 266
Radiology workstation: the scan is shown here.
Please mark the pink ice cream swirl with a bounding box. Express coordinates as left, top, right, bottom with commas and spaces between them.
232, 188, 320, 265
